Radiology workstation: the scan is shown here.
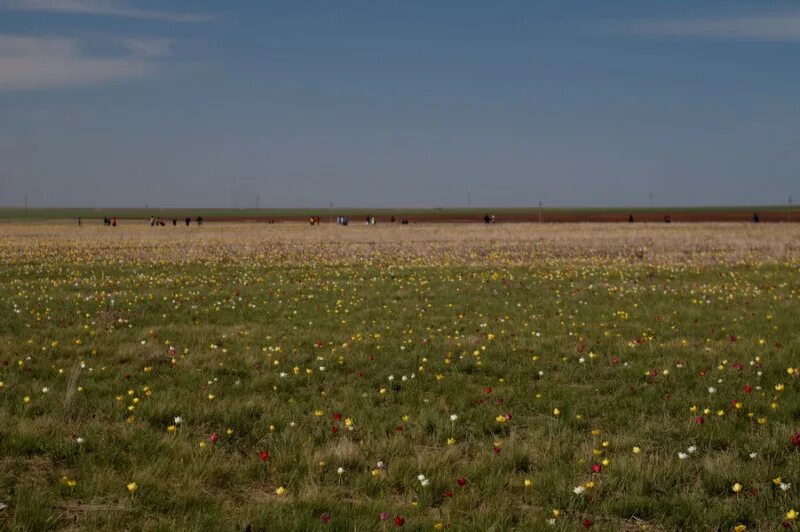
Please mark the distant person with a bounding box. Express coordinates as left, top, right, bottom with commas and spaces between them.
150, 216, 155, 227
490, 214, 496, 224
197, 216, 203, 225
172, 218, 177, 226
112, 217, 117, 227
185, 217, 191, 226
484, 214, 491, 224
628, 214, 634, 223
78, 218, 81, 227
390, 215, 396, 223
663, 215, 671, 224
753, 213, 760, 223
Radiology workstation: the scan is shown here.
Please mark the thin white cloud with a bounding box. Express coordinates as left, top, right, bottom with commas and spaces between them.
120, 37, 171, 58
633, 12, 800, 41
0, 0, 210, 22
0, 34, 168, 90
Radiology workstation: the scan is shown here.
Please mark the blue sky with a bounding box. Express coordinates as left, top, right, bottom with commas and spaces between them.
0, 0, 798, 208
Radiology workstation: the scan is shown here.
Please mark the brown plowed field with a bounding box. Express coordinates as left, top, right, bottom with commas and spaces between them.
208, 210, 794, 224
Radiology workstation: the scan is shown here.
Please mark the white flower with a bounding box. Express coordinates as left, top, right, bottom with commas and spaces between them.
749, 452, 758, 459
41, 387, 49, 393
573, 485, 586, 495
687, 445, 697, 454
781, 482, 791, 491
377, 461, 385, 469
417, 474, 426, 481
708, 387, 716, 394
279, 372, 287, 378
578, 357, 585, 364
677, 452, 689, 460
319, 366, 325, 371
337, 467, 345, 475
420, 479, 430, 486
401, 375, 408, 381
388, 375, 394, 381
75, 437, 85, 444
174, 416, 183, 425
547, 518, 556, 526
450, 414, 458, 421
289, 421, 296, 427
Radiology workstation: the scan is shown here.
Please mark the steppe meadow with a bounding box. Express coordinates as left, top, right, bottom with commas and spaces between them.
1, 221, 799, 531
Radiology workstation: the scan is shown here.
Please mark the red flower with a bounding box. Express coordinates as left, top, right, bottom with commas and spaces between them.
457, 477, 467, 486
333, 412, 342, 421
259, 450, 270, 461
484, 386, 493, 394
320, 513, 331, 523
394, 515, 405, 527
208, 433, 219, 444
443, 489, 453, 497
695, 416, 705, 424
583, 518, 593, 528
792, 432, 800, 447
744, 385, 753, 394
492, 446, 501, 454
395, 426, 404, 432
591, 463, 602, 473
332, 426, 339, 433
611, 357, 620, 365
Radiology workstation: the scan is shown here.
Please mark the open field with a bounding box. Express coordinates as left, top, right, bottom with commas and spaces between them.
1, 223, 800, 530
0, 205, 797, 224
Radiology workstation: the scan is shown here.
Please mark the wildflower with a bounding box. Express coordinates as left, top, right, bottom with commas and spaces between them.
259, 450, 270, 461
337, 467, 345, 475
275, 486, 287, 496
786, 509, 798, 521
732, 483, 743, 493
457, 477, 467, 486
127, 482, 138, 493
320, 513, 331, 523
394, 515, 405, 527
677, 452, 689, 460
450, 414, 458, 421
573, 485, 586, 495
208, 433, 219, 444
632, 446, 641, 454
523, 479, 532, 488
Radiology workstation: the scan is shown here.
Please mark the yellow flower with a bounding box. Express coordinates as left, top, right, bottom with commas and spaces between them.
552, 509, 561, 518
226, 427, 234, 435
434, 523, 444, 530
523, 479, 532, 488
166, 425, 176, 433
774, 477, 783, 485
496, 415, 507, 423
786, 509, 798, 521
553, 408, 561, 416
127, 482, 138, 493
734, 525, 746, 532
632, 446, 641, 454
275, 486, 287, 496
447, 438, 456, 445
732, 482, 743, 493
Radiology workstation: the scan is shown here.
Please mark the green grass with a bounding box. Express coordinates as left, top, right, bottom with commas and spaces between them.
0, 239, 799, 530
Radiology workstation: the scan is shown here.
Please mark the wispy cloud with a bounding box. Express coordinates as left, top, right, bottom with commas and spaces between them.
0, 34, 169, 91
633, 12, 800, 42
0, 0, 210, 22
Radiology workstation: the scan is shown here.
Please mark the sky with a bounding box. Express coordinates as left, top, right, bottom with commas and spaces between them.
0, 1, 799, 208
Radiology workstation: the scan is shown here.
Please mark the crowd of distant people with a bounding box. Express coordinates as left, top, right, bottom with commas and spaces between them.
78, 211, 768, 227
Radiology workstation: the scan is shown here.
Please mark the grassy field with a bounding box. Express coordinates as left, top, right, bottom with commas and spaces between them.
0, 222, 799, 530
